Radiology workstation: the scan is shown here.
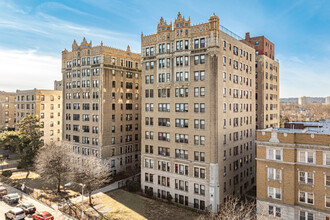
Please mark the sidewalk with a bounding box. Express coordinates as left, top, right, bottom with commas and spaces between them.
70, 174, 138, 204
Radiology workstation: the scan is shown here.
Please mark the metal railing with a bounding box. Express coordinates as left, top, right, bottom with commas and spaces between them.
220, 25, 243, 41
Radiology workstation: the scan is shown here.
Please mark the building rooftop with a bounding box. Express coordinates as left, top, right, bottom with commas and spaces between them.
262, 120, 330, 134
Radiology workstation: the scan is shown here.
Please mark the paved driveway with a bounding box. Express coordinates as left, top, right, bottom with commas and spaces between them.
0, 183, 75, 220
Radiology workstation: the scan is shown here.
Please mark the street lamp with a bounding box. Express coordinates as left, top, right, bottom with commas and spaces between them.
64, 182, 85, 220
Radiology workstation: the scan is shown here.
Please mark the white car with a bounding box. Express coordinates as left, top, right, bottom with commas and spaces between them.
5, 207, 26, 220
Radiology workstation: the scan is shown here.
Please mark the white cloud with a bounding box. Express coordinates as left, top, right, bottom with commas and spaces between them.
0, 49, 61, 92
0, 1, 141, 53
278, 54, 330, 98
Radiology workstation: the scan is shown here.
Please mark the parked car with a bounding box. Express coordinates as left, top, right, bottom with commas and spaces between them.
0, 186, 8, 198
3, 193, 20, 204
4, 207, 26, 220
32, 211, 54, 220
17, 202, 36, 214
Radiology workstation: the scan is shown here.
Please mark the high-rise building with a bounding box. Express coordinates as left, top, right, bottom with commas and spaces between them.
245, 33, 280, 129
0, 91, 16, 131
325, 96, 330, 105
256, 121, 330, 219
61, 38, 141, 175
15, 89, 62, 145
141, 13, 256, 211
298, 96, 313, 105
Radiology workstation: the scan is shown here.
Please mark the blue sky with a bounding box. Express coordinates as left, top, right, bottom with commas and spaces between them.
0, 0, 329, 98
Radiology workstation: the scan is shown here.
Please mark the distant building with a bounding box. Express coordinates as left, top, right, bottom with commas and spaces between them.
298, 96, 313, 105
54, 80, 63, 91
245, 33, 280, 129
256, 121, 330, 219
61, 38, 141, 175
15, 89, 62, 145
0, 91, 16, 131
325, 96, 330, 105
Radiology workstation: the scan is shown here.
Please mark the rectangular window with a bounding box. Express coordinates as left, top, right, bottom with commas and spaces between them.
268, 187, 281, 200
298, 151, 315, 164
299, 211, 314, 220
268, 206, 281, 218
200, 38, 205, 48
299, 171, 314, 185
268, 168, 281, 181
267, 148, 282, 161
200, 55, 205, 64
194, 55, 199, 65
324, 152, 330, 165
194, 39, 199, 49
299, 191, 314, 205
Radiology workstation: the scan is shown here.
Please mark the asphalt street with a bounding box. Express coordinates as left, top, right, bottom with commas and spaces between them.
0, 183, 75, 220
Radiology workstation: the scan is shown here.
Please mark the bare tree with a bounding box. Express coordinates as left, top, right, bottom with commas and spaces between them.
198, 196, 255, 220
198, 196, 270, 220
70, 155, 111, 205
34, 143, 71, 193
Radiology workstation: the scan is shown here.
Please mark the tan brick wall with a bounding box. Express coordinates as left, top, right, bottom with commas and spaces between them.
256, 129, 330, 215
0, 92, 16, 130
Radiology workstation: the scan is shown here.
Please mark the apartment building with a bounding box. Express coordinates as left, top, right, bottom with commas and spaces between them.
0, 91, 16, 131
15, 89, 62, 145
54, 80, 63, 91
256, 121, 330, 219
61, 38, 141, 175
245, 33, 279, 129
141, 13, 256, 211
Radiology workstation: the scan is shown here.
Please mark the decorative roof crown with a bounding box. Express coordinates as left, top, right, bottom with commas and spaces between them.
157, 16, 172, 33
72, 37, 92, 50
174, 12, 190, 29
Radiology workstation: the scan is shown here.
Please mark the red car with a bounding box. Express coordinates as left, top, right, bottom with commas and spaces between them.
0, 186, 8, 198
32, 211, 54, 220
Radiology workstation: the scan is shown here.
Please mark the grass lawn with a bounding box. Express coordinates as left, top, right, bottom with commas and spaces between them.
89, 189, 200, 220
7, 171, 80, 201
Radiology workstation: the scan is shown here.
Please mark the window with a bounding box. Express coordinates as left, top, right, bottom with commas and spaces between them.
299, 191, 314, 205
299, 171, 314, 184
268, 206, 281, 218
268, 187, 281, 200
326, 174, 330, 187
326, 195, 330, 208
298, 151, 315, 164
299, 211, 314, 220
324, 152, 330, 165
175, 103, 188, 112
200, 38, 205, 48
200, 55, 205, 64
176, 149, 188, 159
267, 148, 282, 161
194, 39, 199, 49
268, 168, 281, 181
175, 163, 189, 176
194, 55, 199, 65
200, 71, 205, 81
175, 134, 189, 143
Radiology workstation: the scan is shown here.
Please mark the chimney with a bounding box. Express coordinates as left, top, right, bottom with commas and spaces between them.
245, 32, 250, 40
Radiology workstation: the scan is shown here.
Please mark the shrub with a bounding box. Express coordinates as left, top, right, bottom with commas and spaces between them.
167, 193, 173, 203
17, 162, 23, 169
127, 180, 141, 192
145, 188, 153, 198
2, 170, 12, 177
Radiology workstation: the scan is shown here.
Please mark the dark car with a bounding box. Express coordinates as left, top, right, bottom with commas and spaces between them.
32, 211, 54, 220
0, 186, 8, 198
3, 193, 19, 204
17, 202, 36, 214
